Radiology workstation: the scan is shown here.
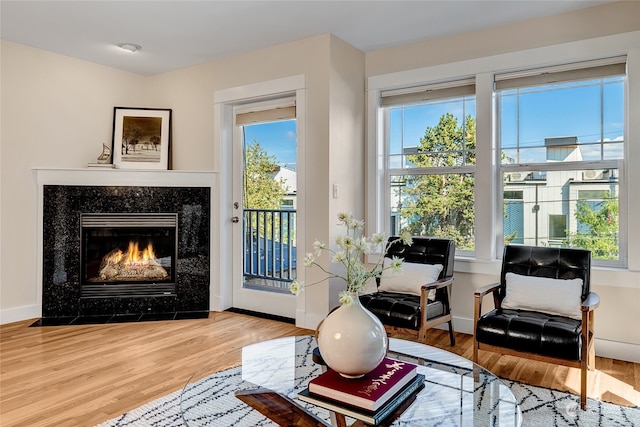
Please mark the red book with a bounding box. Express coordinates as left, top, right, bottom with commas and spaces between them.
308, 357, 418, 411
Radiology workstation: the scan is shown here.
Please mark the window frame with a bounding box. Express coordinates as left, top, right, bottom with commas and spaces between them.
495, 64, 626, 267
367, 32, 638, 270
382, 91, 478, 257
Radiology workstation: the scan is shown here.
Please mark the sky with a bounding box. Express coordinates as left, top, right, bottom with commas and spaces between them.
392, 78, 624, 164
243, 120, 297, 170
242, 78, 624, 169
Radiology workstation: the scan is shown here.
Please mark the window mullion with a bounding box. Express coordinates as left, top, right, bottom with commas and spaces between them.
475, 72, 495, 260
390, 165, 476, 176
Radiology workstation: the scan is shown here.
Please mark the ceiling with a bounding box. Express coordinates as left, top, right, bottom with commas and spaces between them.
0, 1, 616, 76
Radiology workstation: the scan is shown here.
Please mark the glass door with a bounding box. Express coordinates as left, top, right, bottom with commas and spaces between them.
231, 104, 297, 319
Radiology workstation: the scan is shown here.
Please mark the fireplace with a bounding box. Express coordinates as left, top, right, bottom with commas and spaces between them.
80, 213, 178, 298
38, 181, 212, 325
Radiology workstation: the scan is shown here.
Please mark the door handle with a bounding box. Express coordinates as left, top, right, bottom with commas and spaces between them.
231, 216, 240, 223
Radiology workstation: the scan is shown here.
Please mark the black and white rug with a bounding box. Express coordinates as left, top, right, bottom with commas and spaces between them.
96, 365, 639, 427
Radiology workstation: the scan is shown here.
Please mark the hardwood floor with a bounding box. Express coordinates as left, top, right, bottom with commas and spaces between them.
1, 312, 638, 427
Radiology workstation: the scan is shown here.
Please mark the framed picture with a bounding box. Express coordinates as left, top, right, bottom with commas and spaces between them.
112, 107, 172, 169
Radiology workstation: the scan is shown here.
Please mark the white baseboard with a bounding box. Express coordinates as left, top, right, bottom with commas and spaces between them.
0, 304, 40, 325
595, 338, 640, 363
447, 316, 640, 363
297, 309, 325, 331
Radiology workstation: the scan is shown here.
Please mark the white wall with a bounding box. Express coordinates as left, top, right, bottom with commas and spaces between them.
326, 35, 366, 309
0, 41, 147, 322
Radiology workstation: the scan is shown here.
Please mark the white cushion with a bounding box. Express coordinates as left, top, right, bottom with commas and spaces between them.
502, 272, 583, 320
378, 259, 443, 299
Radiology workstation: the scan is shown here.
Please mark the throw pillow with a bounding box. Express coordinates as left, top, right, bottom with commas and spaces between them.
502, 272, 583, 320
378, 259, 443, 299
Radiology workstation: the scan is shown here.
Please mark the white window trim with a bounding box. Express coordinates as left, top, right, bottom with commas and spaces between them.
212, 75, 307, 316
367, 31, 640, 274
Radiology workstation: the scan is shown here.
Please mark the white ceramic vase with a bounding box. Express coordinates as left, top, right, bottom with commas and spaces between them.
316, 293, 388, 378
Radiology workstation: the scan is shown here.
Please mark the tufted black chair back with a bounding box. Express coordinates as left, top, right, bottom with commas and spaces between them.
500, 245, 591, 301
379, 237, 455, 284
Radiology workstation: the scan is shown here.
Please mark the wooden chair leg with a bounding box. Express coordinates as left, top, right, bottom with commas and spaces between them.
448, 320, 455, 346
473, 338, 479, 364
580, 360, 588, 410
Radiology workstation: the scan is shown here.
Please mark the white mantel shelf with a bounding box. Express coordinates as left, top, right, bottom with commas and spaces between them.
33, 167, 216, 187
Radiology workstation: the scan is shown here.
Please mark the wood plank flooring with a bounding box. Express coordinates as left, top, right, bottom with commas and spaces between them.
1, 312, 638, 427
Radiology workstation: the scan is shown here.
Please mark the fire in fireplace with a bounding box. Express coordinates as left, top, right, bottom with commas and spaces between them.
80, 213, 178, 298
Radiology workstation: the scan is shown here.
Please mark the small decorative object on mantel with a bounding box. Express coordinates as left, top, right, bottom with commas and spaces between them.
97, 143, 112, 163
88, 144, 115, 168
290, 213, 412, 378
111, 107, 172, 170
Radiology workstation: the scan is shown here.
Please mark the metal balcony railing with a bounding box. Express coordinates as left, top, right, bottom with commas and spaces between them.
244, 209, 296, 284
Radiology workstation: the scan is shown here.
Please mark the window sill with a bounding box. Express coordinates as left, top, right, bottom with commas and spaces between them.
454, 256, 640, 289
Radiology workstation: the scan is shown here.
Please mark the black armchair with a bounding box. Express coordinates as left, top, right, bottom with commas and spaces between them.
360, 237, 455, 345
473, 245, 599, 409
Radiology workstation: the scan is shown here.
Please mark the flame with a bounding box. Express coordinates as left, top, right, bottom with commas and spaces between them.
96, 240, 168, 282
122, 241, 158, 267
104, 249, 124, 264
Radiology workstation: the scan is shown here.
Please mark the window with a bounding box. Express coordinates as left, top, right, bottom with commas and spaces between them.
370, 35, 635, 269
235, 99, 298, 285
549, 214, 567, 242
382, 79, 476, 253
504, 191, 524, 244
497, 57, 625, 264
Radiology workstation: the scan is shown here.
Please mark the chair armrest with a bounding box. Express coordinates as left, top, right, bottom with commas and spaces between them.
474, 282, 500, 299
474, 282, 501, 321
421, 276, 453, 291
581, 292, 600, 312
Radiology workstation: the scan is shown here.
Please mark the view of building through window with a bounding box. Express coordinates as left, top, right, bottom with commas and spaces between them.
382, 67, 624, 262
498, 75, 623, 260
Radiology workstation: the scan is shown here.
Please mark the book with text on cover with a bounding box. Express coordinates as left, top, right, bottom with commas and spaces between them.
298, 373, 425, 425
308, 357, 418, 411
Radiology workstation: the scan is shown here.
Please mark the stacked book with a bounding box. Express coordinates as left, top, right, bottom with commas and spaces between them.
297, 357, 424, 425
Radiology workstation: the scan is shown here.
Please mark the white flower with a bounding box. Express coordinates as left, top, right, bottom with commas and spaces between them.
332, 251, 346, 263
348, 218, 365, 231
371, 233, 386, 245
313, 239, 326, 255
289, 214, 412, 300
400, 230, 413, 246
355, 237, 370, 254
303, 253, 315, 267
337, 212, 350, 223
341, 236, 355, 250
389, 256, 403, 271
289, 280, 302, 295
338, 291, 354, 305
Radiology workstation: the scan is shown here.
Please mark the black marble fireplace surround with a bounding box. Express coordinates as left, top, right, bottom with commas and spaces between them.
36, 185, 210, 326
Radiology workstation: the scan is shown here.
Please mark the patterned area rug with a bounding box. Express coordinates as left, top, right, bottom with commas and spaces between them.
96, 365, 640, 427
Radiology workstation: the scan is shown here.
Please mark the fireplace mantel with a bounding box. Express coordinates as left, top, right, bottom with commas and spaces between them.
34, 168, 217, 322
34, 167, 216, 187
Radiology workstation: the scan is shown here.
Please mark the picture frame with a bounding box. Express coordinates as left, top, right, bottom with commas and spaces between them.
112, 107, 172, 169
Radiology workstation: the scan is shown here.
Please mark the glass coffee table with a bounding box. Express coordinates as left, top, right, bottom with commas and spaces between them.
181, 335, 522, 426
